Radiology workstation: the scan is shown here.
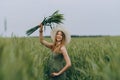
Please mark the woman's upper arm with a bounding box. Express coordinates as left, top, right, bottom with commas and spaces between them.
41, 40, 53, 49
61, 46, 71, 66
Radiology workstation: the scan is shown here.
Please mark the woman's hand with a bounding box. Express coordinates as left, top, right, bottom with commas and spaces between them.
39, 23, 43, 28
51, 72, 60, 77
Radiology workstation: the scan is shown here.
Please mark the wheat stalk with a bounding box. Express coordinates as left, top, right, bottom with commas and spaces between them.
26, 10, 64, 36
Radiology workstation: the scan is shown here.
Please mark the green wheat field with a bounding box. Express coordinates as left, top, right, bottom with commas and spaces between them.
0, 36, 120, 80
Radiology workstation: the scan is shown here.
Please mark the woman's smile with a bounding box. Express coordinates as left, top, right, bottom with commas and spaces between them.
56, 31, 63, 41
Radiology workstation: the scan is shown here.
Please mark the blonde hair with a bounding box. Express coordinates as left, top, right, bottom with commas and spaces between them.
50, 25, 71, 45
52, 31, 65, 53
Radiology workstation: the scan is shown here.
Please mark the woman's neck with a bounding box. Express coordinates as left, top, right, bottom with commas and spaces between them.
56, 41, 61, 45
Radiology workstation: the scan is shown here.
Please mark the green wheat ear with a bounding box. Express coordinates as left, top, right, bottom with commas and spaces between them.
26, 10, 64, 36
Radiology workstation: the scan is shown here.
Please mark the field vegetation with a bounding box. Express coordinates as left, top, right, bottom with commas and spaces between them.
0, 36, 120, 80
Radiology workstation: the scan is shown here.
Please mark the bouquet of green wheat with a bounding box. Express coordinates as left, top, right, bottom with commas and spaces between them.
26, 10, 64, 36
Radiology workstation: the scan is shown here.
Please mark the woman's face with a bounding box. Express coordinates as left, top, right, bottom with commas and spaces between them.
55, 31, 63, 42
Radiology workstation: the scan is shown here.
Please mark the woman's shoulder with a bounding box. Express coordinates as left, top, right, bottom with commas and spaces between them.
60, 45, 67, 52
61, 45, 66, 49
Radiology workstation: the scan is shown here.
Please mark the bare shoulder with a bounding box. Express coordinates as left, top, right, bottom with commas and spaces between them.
60, 46, 67, 54
61, 46, 66, 50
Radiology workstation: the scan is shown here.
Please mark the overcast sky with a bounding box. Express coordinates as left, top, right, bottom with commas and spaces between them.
0, 0, 120, 37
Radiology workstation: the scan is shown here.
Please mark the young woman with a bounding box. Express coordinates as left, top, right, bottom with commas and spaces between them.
39, 24, 71, 80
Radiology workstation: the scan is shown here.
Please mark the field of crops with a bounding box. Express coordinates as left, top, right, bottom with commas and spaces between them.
0, 36, 120, 80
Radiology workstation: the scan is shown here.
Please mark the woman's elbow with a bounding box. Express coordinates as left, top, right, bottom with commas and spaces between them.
40, 37, 43, 43
40, 40, 44, 45
67, 62, 71, 68
40, 40, 42, 43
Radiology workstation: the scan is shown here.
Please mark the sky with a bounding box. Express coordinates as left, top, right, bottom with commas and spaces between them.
0, 0, 120, 37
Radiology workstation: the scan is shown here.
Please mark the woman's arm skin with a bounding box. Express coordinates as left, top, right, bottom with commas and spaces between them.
51, 46, 71, 77
39, 24, 53, 49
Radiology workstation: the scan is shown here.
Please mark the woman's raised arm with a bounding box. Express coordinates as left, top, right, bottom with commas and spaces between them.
39, 24, 53, 49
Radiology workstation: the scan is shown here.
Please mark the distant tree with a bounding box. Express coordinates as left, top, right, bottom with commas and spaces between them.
4, 17, 7, 32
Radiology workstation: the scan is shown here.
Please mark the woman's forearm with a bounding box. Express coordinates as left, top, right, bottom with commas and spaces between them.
58, 63, 71, 75
39, 24, 44, 44
39, 31, 43, 43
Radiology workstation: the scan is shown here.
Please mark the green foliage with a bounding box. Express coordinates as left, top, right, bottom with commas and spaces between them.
0, 36, 120, 80
26, 10, 64, 36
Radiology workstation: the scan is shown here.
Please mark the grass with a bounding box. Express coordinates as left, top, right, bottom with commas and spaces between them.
0, 36, 120, 80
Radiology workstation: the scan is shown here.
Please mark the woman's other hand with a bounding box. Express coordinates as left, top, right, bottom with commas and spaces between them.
51, 72, 60, 77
